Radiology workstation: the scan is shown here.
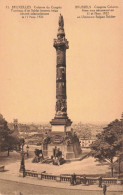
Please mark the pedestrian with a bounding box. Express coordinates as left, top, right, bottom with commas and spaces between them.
83, 176, 87, 185
98, 176, 102, 187
73, 173, 76, 185
103, 184, 107, 195
81, 176, 83, 184
70, 174, 74, 185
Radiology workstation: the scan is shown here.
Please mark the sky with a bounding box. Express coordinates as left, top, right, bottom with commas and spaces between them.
0, 0, 123, 124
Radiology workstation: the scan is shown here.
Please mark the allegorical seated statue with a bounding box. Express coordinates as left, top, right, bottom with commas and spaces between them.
32, 149, 44, 163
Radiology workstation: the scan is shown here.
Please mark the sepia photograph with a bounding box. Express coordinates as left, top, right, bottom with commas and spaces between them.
0, 0, 123, 194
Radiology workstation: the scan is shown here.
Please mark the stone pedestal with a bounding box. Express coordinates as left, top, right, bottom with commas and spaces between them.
42, 131, 81, 160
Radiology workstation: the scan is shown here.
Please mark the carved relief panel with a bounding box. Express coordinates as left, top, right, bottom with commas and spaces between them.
56, 99, 67, 113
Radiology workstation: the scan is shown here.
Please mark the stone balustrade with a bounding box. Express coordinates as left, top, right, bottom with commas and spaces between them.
24, 170, 123, 185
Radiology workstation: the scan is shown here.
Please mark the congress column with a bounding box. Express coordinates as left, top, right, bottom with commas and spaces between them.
50, 14, 72, 132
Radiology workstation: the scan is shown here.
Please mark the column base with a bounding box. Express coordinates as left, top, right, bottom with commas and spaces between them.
50, 115, 72, 126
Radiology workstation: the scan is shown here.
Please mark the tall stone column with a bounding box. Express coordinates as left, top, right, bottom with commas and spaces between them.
43, 15, 82, 160
50, 14, 72, 132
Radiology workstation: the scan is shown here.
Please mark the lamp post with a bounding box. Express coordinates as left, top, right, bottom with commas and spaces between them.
19, 139, 25, 177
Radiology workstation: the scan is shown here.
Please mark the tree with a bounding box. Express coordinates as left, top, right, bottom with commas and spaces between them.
0, 114, 21, 156
0, 114, 11, 152
90, 119, 123, 177
4, 135, 21, 156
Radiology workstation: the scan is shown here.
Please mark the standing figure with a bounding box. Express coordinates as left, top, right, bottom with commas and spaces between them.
83, 176, 87, 185
59, 14, 64, 28
73, 173, 76, 185
98, 176, 102, 188
70, 174, 74, 185
103, 184, 107, 195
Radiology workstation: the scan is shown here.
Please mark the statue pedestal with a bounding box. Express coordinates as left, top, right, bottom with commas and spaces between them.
52, 125, 65, 132
42, 131, 82, 160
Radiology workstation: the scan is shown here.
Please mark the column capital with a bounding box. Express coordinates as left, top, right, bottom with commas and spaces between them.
53, 38, 69, 49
